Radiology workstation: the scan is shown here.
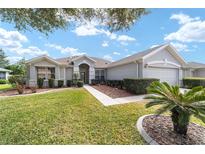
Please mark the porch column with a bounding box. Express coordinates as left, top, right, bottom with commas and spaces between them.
64, 67, 66, 86
29, 65, 37, 87
89, 65, 95, 84
55, 66, 60, 87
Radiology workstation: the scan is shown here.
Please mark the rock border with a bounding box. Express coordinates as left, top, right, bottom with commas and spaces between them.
136, 114, 159, 145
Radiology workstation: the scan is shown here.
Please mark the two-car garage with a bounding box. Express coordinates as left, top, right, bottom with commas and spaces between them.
143, 67, 179, 85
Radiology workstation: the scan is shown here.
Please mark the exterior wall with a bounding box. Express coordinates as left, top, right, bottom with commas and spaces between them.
0, 72, 6, 79
143, 48, 181, 66
107, 62, 138, 80
66, 68, 73, 80
193, 69, 205, 77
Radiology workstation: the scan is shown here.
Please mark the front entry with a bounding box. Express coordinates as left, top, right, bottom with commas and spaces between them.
80, 72, 86, 83
79, 63, 89, 84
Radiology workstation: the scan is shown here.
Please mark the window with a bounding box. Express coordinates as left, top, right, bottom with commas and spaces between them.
95, 69, 105, 80
37, 67, 55, 80
0, 72, 6, 79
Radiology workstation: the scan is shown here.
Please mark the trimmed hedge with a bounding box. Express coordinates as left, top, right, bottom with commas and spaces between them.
124, 78, 159, 94
58, 80, 64, 88
37, 78, 44, 88
67, 80, 72, 87
0, 79, 7, 84
77, 80, 84, 87
183, 78, 205, 88
48, 79, 55, 88
106, 80, 124, 89
91, 79, 105, 85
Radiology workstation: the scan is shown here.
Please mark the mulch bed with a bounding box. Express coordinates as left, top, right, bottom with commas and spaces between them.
91, 84, 135, 98
0, 88, 58, 96
142, 115, 205, 145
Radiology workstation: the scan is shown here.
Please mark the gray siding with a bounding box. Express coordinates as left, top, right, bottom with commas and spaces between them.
107, 62, 138, 80
66, 68, 73, 80
194, 69, 205, 77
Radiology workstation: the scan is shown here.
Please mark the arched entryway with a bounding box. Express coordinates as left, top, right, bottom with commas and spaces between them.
79, 63, 89, 84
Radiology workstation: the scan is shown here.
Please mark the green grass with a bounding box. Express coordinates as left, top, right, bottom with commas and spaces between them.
0, 84, 13, 91
0, 88, 204, 144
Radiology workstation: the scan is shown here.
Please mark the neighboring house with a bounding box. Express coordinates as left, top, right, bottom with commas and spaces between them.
25, 43, 205, 87
0, 68, 11, 80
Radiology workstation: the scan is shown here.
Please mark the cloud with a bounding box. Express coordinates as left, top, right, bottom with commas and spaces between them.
72, 22, 136, 44
103, 54, 113, 62
117, 35, 136, 42
170, 13, 200, 25
46, 43, 86, 56
171, 42, 189, 52
6, 56, 23, 64
102, 41, 109, 47
11, 46, 48, 56
165, 13, 205, 43
113, 52, 120, 55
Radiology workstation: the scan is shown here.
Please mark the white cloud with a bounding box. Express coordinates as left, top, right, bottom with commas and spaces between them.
0, 28, 27, 42
103, 54, 113, 62
46, 43, 86, 56
117, 35, 136, 42
171, 42, 189, 52
11, 46, 48, 56
72, 22, 136, 44
165, 13, 205, 43
113, 52, 120, 55
6, 56, 23, 64
170, 13, 200, 25
102, 41, 109, 47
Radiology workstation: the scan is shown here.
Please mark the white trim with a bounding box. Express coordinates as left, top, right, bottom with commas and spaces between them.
143, 44, 187, 65
72, 55, 96, 63
146, 60, 181, 68
78, 60, 91, 66
26, 55, 62, 66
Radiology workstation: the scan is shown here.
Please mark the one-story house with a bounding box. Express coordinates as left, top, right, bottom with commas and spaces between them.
0, 68, 11, 80
26, 43, 205, 87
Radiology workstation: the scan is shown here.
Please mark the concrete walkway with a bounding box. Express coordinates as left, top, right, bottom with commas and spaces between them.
84, 85, 146, 106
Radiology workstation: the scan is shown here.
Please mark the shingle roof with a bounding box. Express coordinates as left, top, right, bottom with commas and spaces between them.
55, 56, 111, 68
107, 44, 165, 68
185, 62, 205, 69
0, 68, 11, 72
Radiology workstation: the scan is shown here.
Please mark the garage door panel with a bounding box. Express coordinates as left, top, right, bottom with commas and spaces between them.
144, 67, 179, 85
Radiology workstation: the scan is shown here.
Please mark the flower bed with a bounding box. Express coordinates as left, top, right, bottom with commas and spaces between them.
140, 115, 205, 145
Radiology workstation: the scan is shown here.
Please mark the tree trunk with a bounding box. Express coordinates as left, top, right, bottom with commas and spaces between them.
171, 107, 190, 135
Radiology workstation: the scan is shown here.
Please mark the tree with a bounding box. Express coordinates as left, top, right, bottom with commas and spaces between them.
0, 48, 9, 68
6, 58, 26, 76
0, 9, 148, 35
144, 81, 205, 135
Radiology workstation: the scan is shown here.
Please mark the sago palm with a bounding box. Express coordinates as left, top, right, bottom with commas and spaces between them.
144, 81, 205, 135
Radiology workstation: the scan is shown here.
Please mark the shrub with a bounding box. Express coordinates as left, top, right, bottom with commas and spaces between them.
183, 78, 205, 88
8, 75, 25, 85
124, 78, 159, 94
67, 80, 72, 87
37, 78, 44, 88
0, 79, 7, 84
145, 81, 205, 135
58, 80, 64, 88
48, 78, 55, 88
77, 80, 84, 87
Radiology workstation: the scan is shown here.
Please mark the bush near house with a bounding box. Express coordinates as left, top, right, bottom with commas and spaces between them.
91, 79, 105, 85
48, 78, 55, 88
77, 80, 84, 87
106, 80, 124, 89
8, 75, 26, 94
0, 79, 7, 84
183, 77, 205, 88
66, 80, 72, 87
124, 78, 159, 94
58, 80, 64, 88
37, 78, 44, 88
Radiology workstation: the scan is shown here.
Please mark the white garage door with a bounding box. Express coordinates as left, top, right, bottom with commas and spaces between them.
144, 67, 179, 85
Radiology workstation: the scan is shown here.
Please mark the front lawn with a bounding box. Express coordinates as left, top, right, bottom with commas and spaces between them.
0, 88, 204, 144
0, 84, 13, 91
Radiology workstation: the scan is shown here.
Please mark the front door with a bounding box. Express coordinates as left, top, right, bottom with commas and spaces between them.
80, 72, 86, 83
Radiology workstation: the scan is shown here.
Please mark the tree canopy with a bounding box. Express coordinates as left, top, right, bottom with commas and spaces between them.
0, 8, 148, 35
0, 49, 9, 68
6, 58, 27, 76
